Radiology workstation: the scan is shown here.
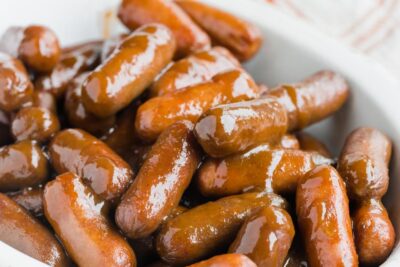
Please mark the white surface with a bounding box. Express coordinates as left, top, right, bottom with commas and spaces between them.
0, 242, 48, 267
0, 0, 126, 46
1, 0, 400, 266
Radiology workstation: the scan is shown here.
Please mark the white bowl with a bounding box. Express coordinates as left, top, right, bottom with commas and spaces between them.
1, 0, 400, 266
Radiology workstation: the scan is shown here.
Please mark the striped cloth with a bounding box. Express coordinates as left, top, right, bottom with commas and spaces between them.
259, 0, 400, 79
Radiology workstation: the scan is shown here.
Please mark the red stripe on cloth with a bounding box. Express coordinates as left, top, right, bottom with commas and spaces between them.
351, 0, 397, 47
364, 21, 399, 52
340, 0, 384, 37
281, 0, 309, 20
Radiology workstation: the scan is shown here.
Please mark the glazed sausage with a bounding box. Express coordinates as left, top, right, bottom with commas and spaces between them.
7, 186, 44, 217
82, 24, 176, 118
267, 71, 349, 131
136, 69, 260, 141
156, 192, 287, 265
65, 72, 115, 136
35, 40, 102, 98
338, 127, 391, 200
0, 53, 33, 112
118, 0, 210, 58
229, 206, 295, 267
228, 133, 298, 150
188, 254, 257, 267
11, 107, 60, 143
337, 127, 394, 265
43, 172, 136, 267
197, 148, 332, 197
296, 132, 331, 158
0, 25, 60, 72
353, 199, 395, 266
194, 97, 288, 157
116, 120, 200, 239
150, 46, 240, 96
176, 0, 262, 61
0, 140, 48, 192
296, 165, 358, 267
23, 90, 57, 113
49, 129, 134, 201
0, 193, 69, 267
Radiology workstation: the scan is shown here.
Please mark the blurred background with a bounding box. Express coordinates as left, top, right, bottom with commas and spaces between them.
258, 0, 400, 79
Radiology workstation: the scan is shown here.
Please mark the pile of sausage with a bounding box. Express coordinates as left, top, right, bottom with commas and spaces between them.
0, 0, 396, 267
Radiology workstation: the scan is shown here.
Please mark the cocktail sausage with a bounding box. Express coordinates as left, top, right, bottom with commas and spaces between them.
0, 140, 48, 192
43, 172, 136, 267
65, 72, 115, 136
156, 192, 287, 265
353, 199, 395, 266
11, 107, 60, 143
35, 40, 102, 98
82, 24, 176, 117
118, 0, 210, 58
0, 53, 33, 112
136, 69, 260, 141
0, 25, 60, 72
338, 127, 391, 200
198, 148, 332, 197
176, 0, 262, 61
267, 71, 349, 130
188, 254, 257, 267
7, 186, 44, 217
229, 206, 295, 267
0, 193, 69, 267
338, 127, 395, 265
296, 165, 358, 267
116, 121, 200, 239
296, 132, 331, 158
49, 129, 134, 201
150, 46, 239, 96
194, 97, 288, 157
